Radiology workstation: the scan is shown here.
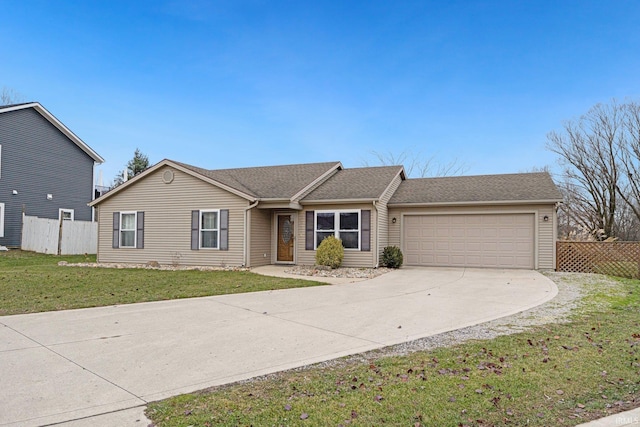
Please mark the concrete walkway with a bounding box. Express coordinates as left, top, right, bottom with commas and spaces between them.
575, 408, 640, 427
0, 267, 557, 426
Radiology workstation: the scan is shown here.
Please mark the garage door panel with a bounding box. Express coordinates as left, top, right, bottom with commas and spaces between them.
405, 241, 420, 251
451, 228, 466, 238
482, 255, 499, 265
466, 242, 482, 251
449, 242, 465, 251
497, 241, 516, 251
403, 214, 534, 269
419, 227, 434, 237
482, 242, 498, 251
466, 254, 482, 264
435, 241, 450, 251
482, 228, 499, 238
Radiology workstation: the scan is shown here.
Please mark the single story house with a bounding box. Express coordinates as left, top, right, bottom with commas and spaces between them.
89, 159, 562, 269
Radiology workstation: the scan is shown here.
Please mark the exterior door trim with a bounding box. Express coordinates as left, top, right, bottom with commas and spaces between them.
275, 213, 295, 264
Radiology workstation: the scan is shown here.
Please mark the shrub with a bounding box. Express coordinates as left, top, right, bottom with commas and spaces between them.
315, 236, 344, 269
381, 246, 403, 268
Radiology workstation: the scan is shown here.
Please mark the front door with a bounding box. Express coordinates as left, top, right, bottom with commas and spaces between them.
277, 214, 294, 262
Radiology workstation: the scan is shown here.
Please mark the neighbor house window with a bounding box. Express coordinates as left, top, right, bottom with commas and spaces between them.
315, 210, 360, 249
200, 210, 219, 249
120, 212, 137, 248
59, 208, 74, 221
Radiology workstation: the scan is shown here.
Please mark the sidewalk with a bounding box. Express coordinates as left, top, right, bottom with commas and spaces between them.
576, 408, 640, 427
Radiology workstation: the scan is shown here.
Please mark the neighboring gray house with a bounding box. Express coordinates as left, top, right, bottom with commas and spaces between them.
0, 102, 104, 247
90, 159, 562, 270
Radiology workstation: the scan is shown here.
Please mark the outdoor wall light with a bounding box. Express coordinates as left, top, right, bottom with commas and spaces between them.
543, 215, 549, 222
47, 194, 53, 200
392, 217, 397, 223
12, 190, 18, 195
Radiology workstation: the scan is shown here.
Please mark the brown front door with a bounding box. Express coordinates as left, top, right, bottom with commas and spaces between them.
277, 215, 294, 262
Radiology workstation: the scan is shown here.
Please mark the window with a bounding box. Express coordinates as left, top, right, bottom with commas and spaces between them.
112, 211, 144, 249
120, 212, 137, 248
200, 210, 219, 249
315, 210, 360, 249
0, 203, 4, 238
59, 208, 74, 221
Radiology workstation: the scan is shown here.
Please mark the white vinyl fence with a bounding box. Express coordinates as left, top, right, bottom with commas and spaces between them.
21, 214, 98, 255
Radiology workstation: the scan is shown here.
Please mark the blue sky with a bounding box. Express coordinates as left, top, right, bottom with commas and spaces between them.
2, 1, 639, 184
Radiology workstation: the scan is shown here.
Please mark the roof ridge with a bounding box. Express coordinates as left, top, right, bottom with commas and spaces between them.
405, 171, 551, 181
204, 160, 340, 173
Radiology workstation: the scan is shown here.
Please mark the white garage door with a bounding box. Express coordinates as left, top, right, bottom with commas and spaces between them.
403, 214, 534, 269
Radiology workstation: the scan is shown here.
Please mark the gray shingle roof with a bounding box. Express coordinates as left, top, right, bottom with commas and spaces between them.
389, 172, 563, 205
174, 160, 341, 199
0, 102, 34, 110
302, 166, 405, 201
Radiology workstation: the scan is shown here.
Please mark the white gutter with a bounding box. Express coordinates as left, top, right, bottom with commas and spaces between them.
388, 199, 564, 208
243, 201, 259, 266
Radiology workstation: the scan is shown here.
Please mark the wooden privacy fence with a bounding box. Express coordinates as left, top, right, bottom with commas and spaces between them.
21, 214, 97, 255
556, 241, 640, 279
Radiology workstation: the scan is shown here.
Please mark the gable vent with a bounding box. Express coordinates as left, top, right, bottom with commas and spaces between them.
162, 169, 174, 184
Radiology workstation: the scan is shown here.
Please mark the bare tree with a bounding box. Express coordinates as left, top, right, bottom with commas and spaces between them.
363, 148, 468, 177
547, 102, 623, 240
1, 87, 24, 105
616, 101, 640, 223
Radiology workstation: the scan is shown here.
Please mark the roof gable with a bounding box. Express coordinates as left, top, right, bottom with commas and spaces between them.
174, 161, 342, 199
389, 172, 563, 205
0, 102, 104, 163
302, 165, 405, 202
91, 159, 343, 206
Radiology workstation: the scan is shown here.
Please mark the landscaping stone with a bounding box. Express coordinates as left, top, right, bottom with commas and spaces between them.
284, 265, 391, 279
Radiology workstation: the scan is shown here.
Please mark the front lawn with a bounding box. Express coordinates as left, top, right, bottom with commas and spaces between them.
146, 274, 640, 426
0, 251, 323, 316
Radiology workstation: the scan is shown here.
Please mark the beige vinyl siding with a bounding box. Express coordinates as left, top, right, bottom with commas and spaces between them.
248, 208, 271, 267
297, 203, 377, 267
537, 205, 555, 269
97, 166, 249, 267
388, 204, 557, 270
377, 173, 403, 263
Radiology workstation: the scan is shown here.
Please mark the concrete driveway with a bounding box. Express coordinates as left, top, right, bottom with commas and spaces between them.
0, 267, 557, 426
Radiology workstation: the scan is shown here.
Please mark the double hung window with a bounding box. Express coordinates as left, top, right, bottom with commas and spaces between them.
120, 212, 137, 248
200, 210, 219, 249
315, 210, 360, 249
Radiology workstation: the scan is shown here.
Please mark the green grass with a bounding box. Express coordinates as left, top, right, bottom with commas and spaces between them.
0, 251, 324, 316
146, 276, 640, 427
593, 261, 640, 279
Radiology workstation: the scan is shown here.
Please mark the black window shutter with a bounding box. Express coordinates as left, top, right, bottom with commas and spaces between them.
305, 211, 315, 250
220, 209, 229, 251
361, 210, 371, 251
191, 210, 199, 250
136, 212, 145, 249
112, 212, 120, 249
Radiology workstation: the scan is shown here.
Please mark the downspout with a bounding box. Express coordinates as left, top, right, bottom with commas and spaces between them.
243, 200, 259, 267
372, 200, 378, 268
91, 162, 97, 222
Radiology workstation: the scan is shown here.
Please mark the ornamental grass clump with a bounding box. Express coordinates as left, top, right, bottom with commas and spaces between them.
381, 245, 403, 268
315, 236, 344, 269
